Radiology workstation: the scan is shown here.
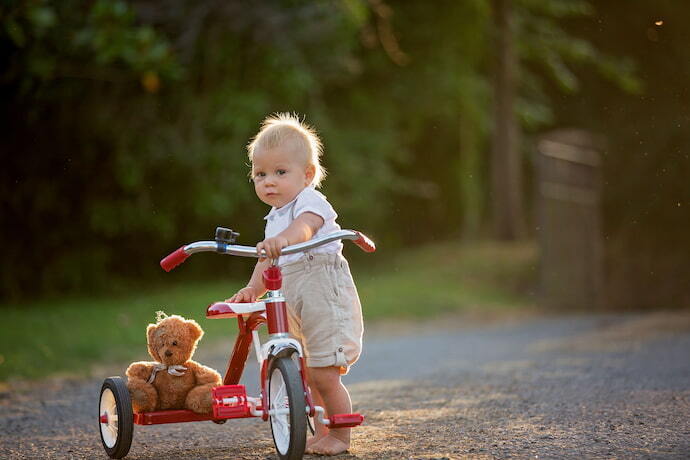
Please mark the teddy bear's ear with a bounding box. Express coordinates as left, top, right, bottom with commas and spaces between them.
146, 323, 160, 361
186, 318, 204, 342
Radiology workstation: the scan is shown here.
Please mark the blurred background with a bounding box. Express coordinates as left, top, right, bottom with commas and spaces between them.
1, 0, 688, 381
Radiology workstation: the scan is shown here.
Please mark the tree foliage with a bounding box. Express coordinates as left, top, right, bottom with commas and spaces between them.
1, 0, 682, 308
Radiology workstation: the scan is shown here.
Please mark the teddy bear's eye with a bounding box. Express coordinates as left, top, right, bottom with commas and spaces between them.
172, 340, 178, 346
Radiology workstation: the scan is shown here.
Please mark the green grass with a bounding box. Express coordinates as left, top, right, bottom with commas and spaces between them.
358, 240, 537, 319
0, 240, 536, 381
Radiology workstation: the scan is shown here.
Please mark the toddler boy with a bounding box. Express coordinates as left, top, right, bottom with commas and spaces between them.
228, 113, 363, 455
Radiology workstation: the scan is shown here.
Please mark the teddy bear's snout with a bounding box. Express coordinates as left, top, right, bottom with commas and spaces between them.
164, 350, 173, 357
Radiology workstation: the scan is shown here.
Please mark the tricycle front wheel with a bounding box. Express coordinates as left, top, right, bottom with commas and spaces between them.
99, 376, 133, 459
268, 356, 307, 460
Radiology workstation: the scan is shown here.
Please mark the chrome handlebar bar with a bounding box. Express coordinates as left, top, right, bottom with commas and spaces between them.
160, 229, 375, 272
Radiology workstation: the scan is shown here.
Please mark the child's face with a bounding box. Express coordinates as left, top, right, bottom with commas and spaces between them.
252, 146, 314, 208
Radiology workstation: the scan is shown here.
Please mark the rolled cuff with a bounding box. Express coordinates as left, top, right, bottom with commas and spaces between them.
306, 347, 359, 375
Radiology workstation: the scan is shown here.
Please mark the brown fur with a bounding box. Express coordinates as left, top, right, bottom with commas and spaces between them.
126, 313, 222, 414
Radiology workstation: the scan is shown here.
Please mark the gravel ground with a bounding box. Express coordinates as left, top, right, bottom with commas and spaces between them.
1, 310, 689, 459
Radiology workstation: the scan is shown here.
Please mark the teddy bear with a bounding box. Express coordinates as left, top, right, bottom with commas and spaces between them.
126, 312, 222, 414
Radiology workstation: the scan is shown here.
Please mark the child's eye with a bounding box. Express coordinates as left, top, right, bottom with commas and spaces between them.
254, 172, 266, 179
277, 169, 286, 175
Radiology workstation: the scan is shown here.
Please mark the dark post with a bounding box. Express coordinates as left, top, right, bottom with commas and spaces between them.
537, 129, 604, 310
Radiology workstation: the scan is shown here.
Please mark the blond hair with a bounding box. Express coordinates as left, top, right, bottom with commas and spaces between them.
247, 113, 326, 188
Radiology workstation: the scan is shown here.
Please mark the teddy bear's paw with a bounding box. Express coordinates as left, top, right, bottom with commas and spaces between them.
128, 387, 158, 413
185, 387, 214, 414
186, 398, 213, 414
131, 400, 156, 413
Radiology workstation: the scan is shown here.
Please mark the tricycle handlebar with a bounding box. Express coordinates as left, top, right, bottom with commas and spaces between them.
160, 230, 376, 272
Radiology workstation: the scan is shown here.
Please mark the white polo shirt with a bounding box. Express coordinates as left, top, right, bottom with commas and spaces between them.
264, 186, 343, 265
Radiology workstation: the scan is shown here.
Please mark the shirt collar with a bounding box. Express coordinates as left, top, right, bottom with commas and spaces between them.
263, 186, 313, 221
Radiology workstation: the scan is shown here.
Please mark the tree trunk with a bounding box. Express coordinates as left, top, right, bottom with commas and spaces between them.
459, 114, 483, 239
491, 0, 524, 240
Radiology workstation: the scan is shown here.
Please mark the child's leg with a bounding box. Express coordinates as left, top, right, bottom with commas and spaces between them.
306, 366, 352, 455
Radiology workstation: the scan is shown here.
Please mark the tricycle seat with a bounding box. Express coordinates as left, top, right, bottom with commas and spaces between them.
206, 301, 266, 319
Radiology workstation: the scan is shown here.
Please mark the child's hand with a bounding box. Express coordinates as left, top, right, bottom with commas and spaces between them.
256, 236, 289, 260
226, 286, 260, 303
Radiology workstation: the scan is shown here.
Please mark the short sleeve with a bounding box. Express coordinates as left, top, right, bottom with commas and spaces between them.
293, 188, 337, 223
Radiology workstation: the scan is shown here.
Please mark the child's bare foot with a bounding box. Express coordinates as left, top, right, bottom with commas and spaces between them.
306, 433, 327, 449
305, 434, 350, 455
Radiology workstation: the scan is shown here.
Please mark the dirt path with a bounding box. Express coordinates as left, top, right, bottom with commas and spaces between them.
1, 310, 689, 459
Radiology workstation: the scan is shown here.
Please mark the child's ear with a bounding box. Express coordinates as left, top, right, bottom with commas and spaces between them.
305, 164, 315, 185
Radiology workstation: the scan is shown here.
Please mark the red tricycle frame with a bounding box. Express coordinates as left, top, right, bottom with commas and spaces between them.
98, 228, 375, 459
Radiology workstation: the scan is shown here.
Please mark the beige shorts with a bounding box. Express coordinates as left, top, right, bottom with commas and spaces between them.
281, 253, 363, 374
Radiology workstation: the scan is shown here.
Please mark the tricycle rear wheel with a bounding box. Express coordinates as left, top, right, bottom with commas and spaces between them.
99, 376, 133, 459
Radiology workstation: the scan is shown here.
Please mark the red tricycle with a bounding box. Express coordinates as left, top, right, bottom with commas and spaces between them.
98, 227, 375, 459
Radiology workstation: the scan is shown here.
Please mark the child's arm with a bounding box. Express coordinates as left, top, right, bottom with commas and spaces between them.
257, 212, 324, 259
227, 258, 270, 302
227, 212, 323, 303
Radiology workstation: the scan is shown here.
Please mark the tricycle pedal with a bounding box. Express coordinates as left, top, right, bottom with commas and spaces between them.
329, 413, 364, 428
212, 385, 250, 419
